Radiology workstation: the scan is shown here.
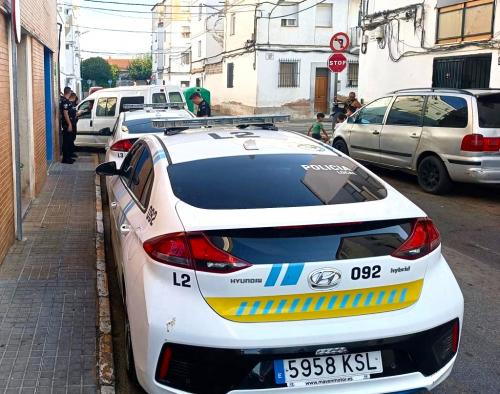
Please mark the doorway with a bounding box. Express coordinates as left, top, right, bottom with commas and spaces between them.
16, 35, 34, 216
44, 47, 54, 161
314, 68, 329, 113
433, 54, 492, 89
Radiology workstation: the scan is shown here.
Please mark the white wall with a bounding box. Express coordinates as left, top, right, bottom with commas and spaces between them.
359, 0, 500, 101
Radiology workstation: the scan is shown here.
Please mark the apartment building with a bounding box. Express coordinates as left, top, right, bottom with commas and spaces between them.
0, 0, 58, 263
189, 0, 224, 87
152, 0, 191, 87
57, 0, 82, 97
202, 0, 362, 118
358, 0, 500, 100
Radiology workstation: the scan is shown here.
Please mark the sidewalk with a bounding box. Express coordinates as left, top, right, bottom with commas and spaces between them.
0, 154, 98, 393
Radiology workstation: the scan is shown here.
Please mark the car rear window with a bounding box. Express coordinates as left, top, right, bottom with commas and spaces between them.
123, 119, 162, 134
168, 154, 387, 209
477, 93, 500, 128
207, 220, 412, 264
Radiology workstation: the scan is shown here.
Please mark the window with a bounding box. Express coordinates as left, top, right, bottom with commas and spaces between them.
119, 96, 144, 113
120, 144, 143, 185
77, 100, 94, 119
180, 81, 190, 88
181, 51, 190, 65
355, 97, 392, 125
386, 96, 425, 126
130, 147, 154, 207
424, 96, 468, 128
152, 93, 166, 103
437, 0, 494, 44
65, 44, 70, 50
347, 62, 359, 87
477, 93, 500, 128
227, 63, 234, 88
280, 3, 298, 26
96, 97, 117, 117
316, 4, 332, 27
279, 60, 300, 87
168, 92, 184, 105
230, 13, 236, 35
197, 40, 202, 58
167, 154, 387, 210
181, 26, 190, 38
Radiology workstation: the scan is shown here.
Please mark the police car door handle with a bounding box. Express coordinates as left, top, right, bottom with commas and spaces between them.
120, 224, 131, 235
90, 120, 93, 127
110, 201, 117, 209
410, 133, 420, 139
372, 130, 380, 135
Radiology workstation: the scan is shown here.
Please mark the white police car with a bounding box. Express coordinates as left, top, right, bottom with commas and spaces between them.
96, 115, 463, 394
101, 105, 195, 168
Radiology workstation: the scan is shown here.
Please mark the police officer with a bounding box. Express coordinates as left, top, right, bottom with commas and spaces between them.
189, 92, 211, 117
60, 87, 74, 164
68, 92, 79, 159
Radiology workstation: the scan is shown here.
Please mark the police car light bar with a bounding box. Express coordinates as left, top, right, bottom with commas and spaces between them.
152, 115, 290, 132
122, 103, 185, 110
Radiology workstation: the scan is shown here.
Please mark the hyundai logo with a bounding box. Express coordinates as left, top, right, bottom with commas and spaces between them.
308, 268, 342, 290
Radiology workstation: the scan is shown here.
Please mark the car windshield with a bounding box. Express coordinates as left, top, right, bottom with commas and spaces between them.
124, 117, 182, 134
168, 154, 387, 209
477, 93, 500, 128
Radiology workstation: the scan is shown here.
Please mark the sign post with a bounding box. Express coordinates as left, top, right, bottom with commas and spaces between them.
328, 32, 350, 114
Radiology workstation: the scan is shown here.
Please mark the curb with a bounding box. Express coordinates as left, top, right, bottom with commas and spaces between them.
95, 155, 116, 394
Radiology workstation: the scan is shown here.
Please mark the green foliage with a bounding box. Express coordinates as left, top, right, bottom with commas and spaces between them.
81, 57, 113, 91
128, 55, 153, 82
110, 64, 120, 87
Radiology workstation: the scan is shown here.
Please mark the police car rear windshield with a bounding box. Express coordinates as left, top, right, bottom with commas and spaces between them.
168, 154, 387, 209
124, 117, 184, 134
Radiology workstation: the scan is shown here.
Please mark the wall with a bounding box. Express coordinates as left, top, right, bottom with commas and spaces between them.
0, 13, 14, 264
358, 0, 500, 101
20, 0, 58, 50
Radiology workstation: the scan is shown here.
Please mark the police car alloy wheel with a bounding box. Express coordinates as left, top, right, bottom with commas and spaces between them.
97, 116, 463, 394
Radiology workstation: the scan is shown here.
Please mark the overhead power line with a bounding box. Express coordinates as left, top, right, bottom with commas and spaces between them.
81, 0, 306, 8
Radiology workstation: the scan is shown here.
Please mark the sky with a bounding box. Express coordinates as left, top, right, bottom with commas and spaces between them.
75, 0, 158, 60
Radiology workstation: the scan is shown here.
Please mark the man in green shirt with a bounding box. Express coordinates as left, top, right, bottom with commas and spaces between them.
307, 112, 329, 142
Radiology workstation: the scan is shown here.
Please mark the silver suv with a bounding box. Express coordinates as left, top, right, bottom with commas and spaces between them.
332, 88, 500, 194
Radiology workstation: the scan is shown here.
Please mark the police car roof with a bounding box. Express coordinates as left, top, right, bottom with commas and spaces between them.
123, 108, 192, 122
155, 128, 339, 164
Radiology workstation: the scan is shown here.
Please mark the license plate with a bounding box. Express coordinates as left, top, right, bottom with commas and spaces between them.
274, 351, 383, 387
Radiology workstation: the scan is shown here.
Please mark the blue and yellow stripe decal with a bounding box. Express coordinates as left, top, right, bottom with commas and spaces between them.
205, 279, 423, 323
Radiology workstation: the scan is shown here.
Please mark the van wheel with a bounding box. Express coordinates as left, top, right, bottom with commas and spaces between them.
332, 139, 349, 155
417, 156, 452, 194
125, 312, 139, 384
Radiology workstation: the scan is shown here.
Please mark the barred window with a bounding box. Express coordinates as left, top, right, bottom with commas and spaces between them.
348, 62, 359, 87
279, 60, 300, 88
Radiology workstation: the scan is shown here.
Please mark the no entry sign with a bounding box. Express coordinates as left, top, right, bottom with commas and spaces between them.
330, 32, 350, 52
328, 53, 347, 73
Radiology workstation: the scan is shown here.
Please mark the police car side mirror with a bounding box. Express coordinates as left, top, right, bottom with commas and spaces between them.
96, 161, 120, 177
98, 127, 112, 136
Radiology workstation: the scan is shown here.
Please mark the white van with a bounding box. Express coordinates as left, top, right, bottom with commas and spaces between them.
75, 85, 188, 148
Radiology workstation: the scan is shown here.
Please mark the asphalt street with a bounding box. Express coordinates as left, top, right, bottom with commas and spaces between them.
100, 139, 500, 393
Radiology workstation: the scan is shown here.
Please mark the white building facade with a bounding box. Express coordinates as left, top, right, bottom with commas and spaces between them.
57, 0, 82, 97
152, 0, 192, 87
358, 0, 500, 101
201, 0, 362, 118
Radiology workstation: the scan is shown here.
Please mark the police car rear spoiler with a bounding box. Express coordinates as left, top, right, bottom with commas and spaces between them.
122, 103, 186, 111
152, 115, 291, 135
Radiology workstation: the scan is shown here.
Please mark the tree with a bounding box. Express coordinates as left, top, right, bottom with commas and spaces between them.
110, 64, 120, 87
81, 57, 113, 92
128, 55, 152, 82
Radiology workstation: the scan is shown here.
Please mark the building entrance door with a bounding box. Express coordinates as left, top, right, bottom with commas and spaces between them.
314, 68, 329, 113
433, 54, 492, 88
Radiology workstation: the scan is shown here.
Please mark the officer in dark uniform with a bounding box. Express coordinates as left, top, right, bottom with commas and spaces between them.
68, 92, 79, 159
189, 92, 211, 117
60, 87, 74, 164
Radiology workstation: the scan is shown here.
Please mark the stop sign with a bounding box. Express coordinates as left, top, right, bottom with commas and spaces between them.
328, 53, 347, 73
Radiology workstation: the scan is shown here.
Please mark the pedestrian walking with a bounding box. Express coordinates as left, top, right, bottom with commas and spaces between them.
68, 92, 79, 159
189, 92, 211, 117
60, 87, 74, 164
308, 113, 329, 142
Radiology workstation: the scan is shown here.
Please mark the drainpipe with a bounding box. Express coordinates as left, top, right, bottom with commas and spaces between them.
10, 12, 22, 240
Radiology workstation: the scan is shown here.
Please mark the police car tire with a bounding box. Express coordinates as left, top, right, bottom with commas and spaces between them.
125, 312, 139, 384
417, 155, 452, 195
332, 139, 349, 155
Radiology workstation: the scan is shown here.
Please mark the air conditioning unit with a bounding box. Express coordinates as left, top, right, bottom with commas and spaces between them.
281, 19, 297, 27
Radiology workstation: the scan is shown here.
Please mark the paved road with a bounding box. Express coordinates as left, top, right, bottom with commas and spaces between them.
102, 146, 500, 393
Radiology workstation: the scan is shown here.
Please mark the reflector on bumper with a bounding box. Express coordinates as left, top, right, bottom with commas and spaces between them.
205, 279, 423, 322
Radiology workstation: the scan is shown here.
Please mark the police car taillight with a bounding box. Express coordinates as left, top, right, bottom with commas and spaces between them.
110, 139, 134, 152
143, 232, 251, 273
391, 218, 440, 260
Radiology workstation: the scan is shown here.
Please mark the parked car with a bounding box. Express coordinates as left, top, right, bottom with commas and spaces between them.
75, 85, 188, 148
332, 88, 500, 194
102, 107, 195, 168
96, 115, 463, 394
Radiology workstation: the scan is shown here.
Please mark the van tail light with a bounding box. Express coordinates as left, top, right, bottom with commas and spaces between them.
143, 232, 251, 273
110, 139, 135, 152
391, 218, 440, 260
156, 346, 173, 381
461, 134, 500, 152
